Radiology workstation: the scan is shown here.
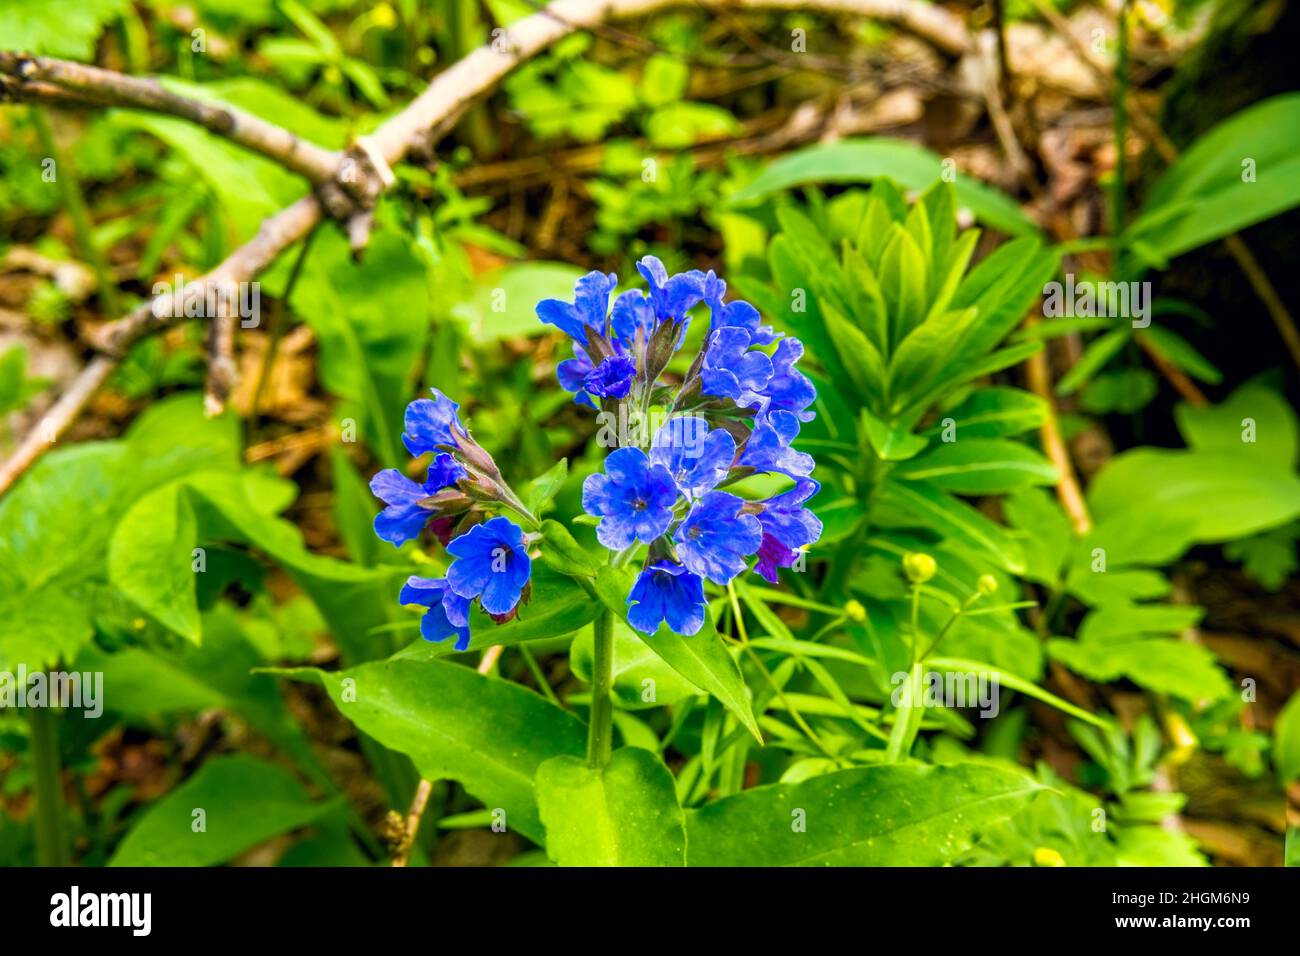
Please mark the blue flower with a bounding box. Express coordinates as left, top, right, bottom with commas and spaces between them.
584, 352, 636, 399
400, 576, 471, 650
403, 389, 467, 457
758, 338, 817, 421
370, 454, 467, 546
610, 289, 656, 348
537, 271, 618, 342
739, 410, 815, 479
650, 416, 735, 499
754, 478, 822, 582
674, 490, 762, 585
582, 447, 679, 549
637, 256, 706, 323
701, 327, 774, 402
703, 271, 776, 345
627, 560, 707, 636
557, 343, 598, 409
445, 516, 532, 616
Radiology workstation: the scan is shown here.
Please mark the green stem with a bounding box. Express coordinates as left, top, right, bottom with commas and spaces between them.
586, 605, 615, 769
30, 107, 118, 317
28, 706, 69, 866
884, 661, 925, 763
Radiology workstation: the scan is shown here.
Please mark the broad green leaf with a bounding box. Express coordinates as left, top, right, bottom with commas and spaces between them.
109, 755, 331, 866
1003, 487, 1073, 584
686, 762, 1042, 865
1089, 449, 1300, 550
894, 439, 1057, 495
539, 519, 601, 578
276, 659, 585, 842
108, 482, 202, 643
1128, 94, 1300, 260
459, 261, 584, 341
330, 446, 384, 567
1175, 382, 1297, 471
1047, 636, 1232, 703
729, 138, 1041, 237
1273, 692, 1300, 786
536, 747, 686, 866
523, 459, 568, 517
0, 0, 129, 60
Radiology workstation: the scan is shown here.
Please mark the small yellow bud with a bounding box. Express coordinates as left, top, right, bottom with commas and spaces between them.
844, 599, 867, 623
902, 552, 937, 585
977, 574, 999, 596
1033, 847, 1066, 867
1163, 711, 1199, 765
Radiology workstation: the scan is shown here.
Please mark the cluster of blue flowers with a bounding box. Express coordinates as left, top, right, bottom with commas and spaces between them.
543, 256, 822, 637
370, 255, 821, 649
369, 391, 533, 650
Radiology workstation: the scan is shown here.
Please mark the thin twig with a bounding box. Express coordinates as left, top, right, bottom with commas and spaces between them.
1023, 316, 1093, 534
0, 53, 339, 184
0, 0, 975, 497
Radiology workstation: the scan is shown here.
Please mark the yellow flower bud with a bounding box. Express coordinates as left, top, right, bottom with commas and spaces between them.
1033, 847, 1066, 867
844, 599, 867, 623
977, 574, 999, 596
902, 552, 937, 585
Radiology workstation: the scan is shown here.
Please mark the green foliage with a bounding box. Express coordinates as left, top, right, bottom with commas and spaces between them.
536, 747, 686, 866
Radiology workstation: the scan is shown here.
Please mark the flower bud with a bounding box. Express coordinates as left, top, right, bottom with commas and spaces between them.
844, 599, 866, 623
902, 552, 937, 584
977, 574, 999, 596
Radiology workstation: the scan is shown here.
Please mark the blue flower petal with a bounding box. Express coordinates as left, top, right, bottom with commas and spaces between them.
673, 490, 762, 585
627, 560, 706, 636
445, 516, 531, 615
581, 447, 678, 550
403, 389, 465, 456
650, 416, 735, 498
399, 576, 472, 651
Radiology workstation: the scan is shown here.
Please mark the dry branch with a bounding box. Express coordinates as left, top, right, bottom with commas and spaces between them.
0, 53, 339, 185
0, 0, 971, 496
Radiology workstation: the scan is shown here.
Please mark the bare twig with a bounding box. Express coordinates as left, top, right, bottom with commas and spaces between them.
0, 0, 972, 496
0, 53, 340, 184
1024, 316, 1093, 534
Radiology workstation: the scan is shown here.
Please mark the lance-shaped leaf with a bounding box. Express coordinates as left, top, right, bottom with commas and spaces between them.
686, 762, 1043, 866
273, 659, 584, 842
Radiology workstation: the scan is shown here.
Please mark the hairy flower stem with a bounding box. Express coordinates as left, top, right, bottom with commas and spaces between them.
29, 706, 69, 866
587, 605, 616, 769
